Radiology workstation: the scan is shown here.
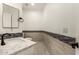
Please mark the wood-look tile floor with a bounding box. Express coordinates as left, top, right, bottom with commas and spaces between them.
15, 41, 50, 55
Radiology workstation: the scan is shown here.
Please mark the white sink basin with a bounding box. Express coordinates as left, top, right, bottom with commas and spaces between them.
0, 37, 36, 55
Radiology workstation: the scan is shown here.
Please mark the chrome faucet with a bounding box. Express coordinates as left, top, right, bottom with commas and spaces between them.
1, 33, 11, 46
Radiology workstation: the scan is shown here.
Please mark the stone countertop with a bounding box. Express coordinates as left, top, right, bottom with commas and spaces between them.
0, 37, 36, 55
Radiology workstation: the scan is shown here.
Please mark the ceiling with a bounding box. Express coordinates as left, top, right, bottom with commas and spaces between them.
22, 3, 46, 11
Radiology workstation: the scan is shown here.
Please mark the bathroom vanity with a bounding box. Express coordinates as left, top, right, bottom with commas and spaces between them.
0, 37, 36, 55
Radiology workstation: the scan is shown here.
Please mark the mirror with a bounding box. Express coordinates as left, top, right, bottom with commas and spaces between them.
2, 4, 19, 28
3, 12, 11, 28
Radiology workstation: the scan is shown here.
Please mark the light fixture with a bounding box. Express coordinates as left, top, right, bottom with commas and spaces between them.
31, 3, 35, 6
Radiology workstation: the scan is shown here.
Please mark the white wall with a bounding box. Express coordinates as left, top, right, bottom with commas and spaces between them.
23, 3, 77, 38
0, 3, 23, 34
75, 4, 79, 42
23, 10, 43, 30
42, 3, 76, 38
